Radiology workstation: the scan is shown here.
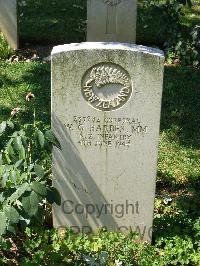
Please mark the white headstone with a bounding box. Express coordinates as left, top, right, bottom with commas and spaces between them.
87, 0, 137, 43
0, 0, 18, 50
52, 42, 164, 242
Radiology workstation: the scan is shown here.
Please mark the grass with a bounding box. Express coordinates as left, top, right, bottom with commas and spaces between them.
0, 60, 50, 124
18, 0, 87, 45
158, 66, 200, 186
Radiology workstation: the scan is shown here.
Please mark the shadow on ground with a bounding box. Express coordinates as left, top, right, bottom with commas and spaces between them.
161, 66, 200, 149
18, 0, 87, 45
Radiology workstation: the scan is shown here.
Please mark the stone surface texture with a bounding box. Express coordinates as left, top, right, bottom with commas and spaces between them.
0, 0, 18, 50
52, 42, 164, 242
87, 0, 137, 43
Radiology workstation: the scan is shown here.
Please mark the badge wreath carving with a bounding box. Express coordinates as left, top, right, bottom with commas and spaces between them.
81, 63, 133, 112
103, 0, 122, 6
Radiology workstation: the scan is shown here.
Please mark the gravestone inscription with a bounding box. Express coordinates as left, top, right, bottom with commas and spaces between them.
87, 0, 137, 43
0, 0, 18, 50
52, 42, 164, 242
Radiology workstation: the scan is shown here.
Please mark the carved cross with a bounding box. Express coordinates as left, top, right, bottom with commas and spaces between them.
103, 0, 122, 34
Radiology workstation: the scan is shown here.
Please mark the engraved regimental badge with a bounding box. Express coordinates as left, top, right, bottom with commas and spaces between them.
81, 63, 133, 111
103, 0, 122, 6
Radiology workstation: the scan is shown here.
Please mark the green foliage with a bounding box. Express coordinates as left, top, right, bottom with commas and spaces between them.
139, 0, 200, 66
0, 105, 61, 240
45, 130, 62, 149
0, 32, 14, 59
1, 227, 199, 265
156, 236, 200, 265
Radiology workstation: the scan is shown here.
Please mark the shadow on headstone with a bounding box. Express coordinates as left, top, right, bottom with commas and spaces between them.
0, 0, 18, 50
53, 114, 118, 233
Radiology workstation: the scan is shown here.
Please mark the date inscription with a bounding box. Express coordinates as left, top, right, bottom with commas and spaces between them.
65, 116, 148, 149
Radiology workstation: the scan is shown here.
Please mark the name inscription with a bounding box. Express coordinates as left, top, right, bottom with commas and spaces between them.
81, 63, 133, 111
65, 116, 148, 149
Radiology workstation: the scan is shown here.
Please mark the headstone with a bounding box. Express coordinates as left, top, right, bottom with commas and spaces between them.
87, 0, 137, 43
0, 0, 18, 50
52, 42, 164, 242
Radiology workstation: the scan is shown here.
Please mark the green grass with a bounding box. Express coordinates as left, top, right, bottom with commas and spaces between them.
18, 0, 87, 45
158, 66, 200, 186
0, 60, 50, 124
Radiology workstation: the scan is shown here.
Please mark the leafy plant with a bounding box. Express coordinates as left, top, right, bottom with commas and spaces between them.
0, 94, 61, 241
156, 236, 200, 265
0, 32, 14, 59
1, 226, 198, 265
83, 252, 108, 266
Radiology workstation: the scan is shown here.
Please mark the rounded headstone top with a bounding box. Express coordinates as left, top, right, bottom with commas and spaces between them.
51, 42, 164, 58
